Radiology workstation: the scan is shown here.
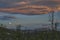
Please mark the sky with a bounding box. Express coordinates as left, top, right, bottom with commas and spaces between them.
0, 0, 60, 29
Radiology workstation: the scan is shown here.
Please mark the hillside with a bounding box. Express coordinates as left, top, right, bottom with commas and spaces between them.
0, 27, 60, 40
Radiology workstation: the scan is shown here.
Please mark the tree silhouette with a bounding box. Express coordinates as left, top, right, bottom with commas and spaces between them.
16, 24, 21, 31
0, 24, 3, 27
16, 24, 22, 40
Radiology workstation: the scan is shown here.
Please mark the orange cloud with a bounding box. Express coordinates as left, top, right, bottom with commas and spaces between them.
0, 5, 55, 15
0, 8, 30, 13
56, 6, 60, 11
14, 1, 29, 5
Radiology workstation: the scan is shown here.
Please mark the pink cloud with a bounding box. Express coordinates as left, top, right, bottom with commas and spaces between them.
0, 5, 59, 15
14, 1, 29, 5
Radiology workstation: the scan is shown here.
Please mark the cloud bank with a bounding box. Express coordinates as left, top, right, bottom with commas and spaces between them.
0, 0, 60, 15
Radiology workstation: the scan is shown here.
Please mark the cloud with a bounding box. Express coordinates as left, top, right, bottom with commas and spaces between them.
0, 5, 60, 15
0, 0, 23, 3
15, 1, 29, 5
0, 2, 11, 8
0, 5, 52, 15
0, 0, 60, 3
31, 1, 60, 7
52, 0, 60, 1
0, 16, 16, 20
10, 1, 30, 7
0, 0, 60, 7
0, 0, 60, 15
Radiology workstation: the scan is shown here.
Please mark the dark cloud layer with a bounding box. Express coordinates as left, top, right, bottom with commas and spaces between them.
0, 2, 10, 8
0, 16, 16, 20
32, 1, 60, 7
0, 0, 60, 7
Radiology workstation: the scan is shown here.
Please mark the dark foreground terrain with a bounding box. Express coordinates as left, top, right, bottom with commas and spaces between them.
0, 27, 60, 40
